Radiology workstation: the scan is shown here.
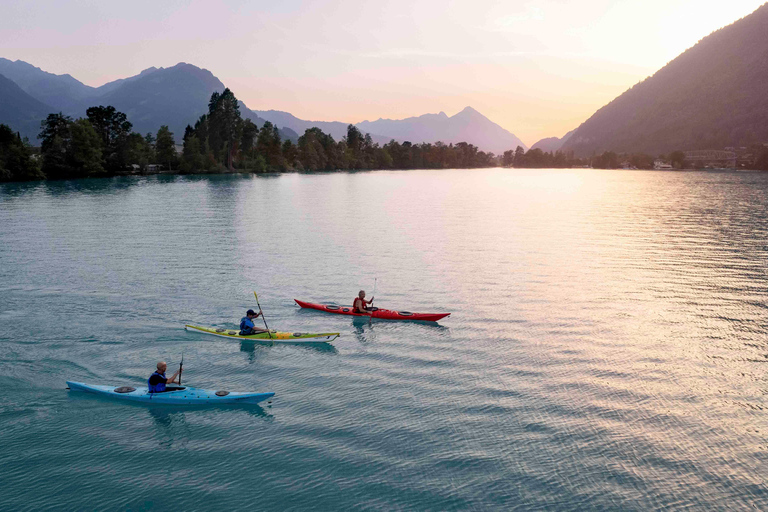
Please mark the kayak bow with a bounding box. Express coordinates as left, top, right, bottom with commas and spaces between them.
185, 324, 340, 343
294, 299, 450, 322
66, 381, 274, 405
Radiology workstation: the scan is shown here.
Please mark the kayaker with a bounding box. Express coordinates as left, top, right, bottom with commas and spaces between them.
240, 309, 267, 335
353, 290, 374, 314
148, 361, 181, 393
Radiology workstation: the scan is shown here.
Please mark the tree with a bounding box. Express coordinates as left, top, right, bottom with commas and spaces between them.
0, 124, 42, 181
239, 119, 259, 169
144, 132, 156, 163
155, 126, 177, 170
67, 119, 103, 176
86, 106, 132, 172
39, 113, 73, 179
125, 132, 153, 171
513, 146, 526, 167
502, 150, 515, 167
181, 135, 204, 173
257, 121, 283, 170
344, 124, 365, 168
207, 89, 242, 170
669, 150, 686, 169
592, 151, 619, 169
282, 139, 298, 168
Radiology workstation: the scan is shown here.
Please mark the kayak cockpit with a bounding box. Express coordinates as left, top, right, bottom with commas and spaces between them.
148, 386, 187, 393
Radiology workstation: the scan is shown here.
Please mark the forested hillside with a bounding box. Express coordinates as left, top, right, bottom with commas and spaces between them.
563, 3, 768, 156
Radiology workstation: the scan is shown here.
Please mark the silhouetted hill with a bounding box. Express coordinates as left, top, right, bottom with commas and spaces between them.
563, 3, 768, 156
531, 129, 574, 152
0, 73, 53, 140
0, 58, 94, 112
357, 107, 527, 154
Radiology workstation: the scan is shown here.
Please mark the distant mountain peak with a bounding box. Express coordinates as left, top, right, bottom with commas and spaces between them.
356, 106, 527, 153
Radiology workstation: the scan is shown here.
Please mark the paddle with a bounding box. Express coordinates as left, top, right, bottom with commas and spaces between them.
368, 277, 377, 326
178, 352, 183, 386
254, 292, 273, 340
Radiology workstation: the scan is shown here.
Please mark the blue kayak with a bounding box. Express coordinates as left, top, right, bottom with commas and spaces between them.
66, 381, 274, 405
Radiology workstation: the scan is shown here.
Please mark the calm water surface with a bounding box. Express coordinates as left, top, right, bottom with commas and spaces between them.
1, 169, 767, 510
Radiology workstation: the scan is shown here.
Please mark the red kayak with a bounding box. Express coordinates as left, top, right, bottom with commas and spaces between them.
295, 299, 450, 322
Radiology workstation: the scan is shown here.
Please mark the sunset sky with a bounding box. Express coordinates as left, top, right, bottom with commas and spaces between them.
2, 0, 765, 145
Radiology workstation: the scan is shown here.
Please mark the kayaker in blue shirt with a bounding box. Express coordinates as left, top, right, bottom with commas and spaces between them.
240, 309, 267, 335
148, 361, 181, 393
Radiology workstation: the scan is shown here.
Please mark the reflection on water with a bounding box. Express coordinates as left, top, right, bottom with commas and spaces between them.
239, 339, 339, 355
1, 169, 767, 510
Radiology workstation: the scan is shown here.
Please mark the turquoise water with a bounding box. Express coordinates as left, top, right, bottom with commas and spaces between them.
1, 169, 767, 510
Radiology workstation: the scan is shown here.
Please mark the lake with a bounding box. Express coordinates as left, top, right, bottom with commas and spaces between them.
1, 168, 766, 510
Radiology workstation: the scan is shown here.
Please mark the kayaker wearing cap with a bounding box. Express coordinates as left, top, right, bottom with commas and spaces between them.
240, 309, 266, 335
148, 361, 181, 393
353, 290, 374, 314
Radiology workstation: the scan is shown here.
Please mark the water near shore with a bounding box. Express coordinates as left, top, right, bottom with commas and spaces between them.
1, 169, 767, 510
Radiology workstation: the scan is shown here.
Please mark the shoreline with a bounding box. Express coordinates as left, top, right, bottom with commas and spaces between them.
3, 166, 766, 186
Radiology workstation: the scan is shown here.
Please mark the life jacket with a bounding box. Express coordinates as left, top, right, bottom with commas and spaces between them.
353, 297, 366, 312
148, 371, 167, 393
240, 316, 256, 334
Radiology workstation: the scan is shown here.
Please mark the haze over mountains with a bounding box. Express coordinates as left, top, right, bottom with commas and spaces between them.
0, 58, 524, 153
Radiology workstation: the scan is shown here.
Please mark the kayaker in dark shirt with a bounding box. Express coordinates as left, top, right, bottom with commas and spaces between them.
353, 290, 374, 314
148, 361, 181, 393
240, 309, 267, 335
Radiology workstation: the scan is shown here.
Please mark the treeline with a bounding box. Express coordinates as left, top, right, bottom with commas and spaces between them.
501, 146, 684, 169
502, 147, 718, 170
0, 89, 498, 182
5, 88, 768, 182
180, 89, 497, 172
0, 106, 178, 182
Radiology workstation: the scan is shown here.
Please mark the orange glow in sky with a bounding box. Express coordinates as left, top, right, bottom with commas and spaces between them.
1, 0, 765, 145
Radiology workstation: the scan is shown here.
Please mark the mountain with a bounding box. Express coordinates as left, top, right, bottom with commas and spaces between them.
86, 63, 227, 139
0, 58, 94, 112
563, 3, 768, 156
249, 109, 391, 145
357, 107, 527, 154
0, 59, 525, 152
94, 67, 159, 96
0, 73, 53, 140
531, 129, 575, 152
238, 103, 299, 142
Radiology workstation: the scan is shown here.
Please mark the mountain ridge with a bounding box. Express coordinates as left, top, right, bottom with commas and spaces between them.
0, 59, 525, 153
0, 58, 95, 112
0, 73, 53, 139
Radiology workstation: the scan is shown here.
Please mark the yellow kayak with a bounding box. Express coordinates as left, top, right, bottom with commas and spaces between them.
184, 324, 339, 343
